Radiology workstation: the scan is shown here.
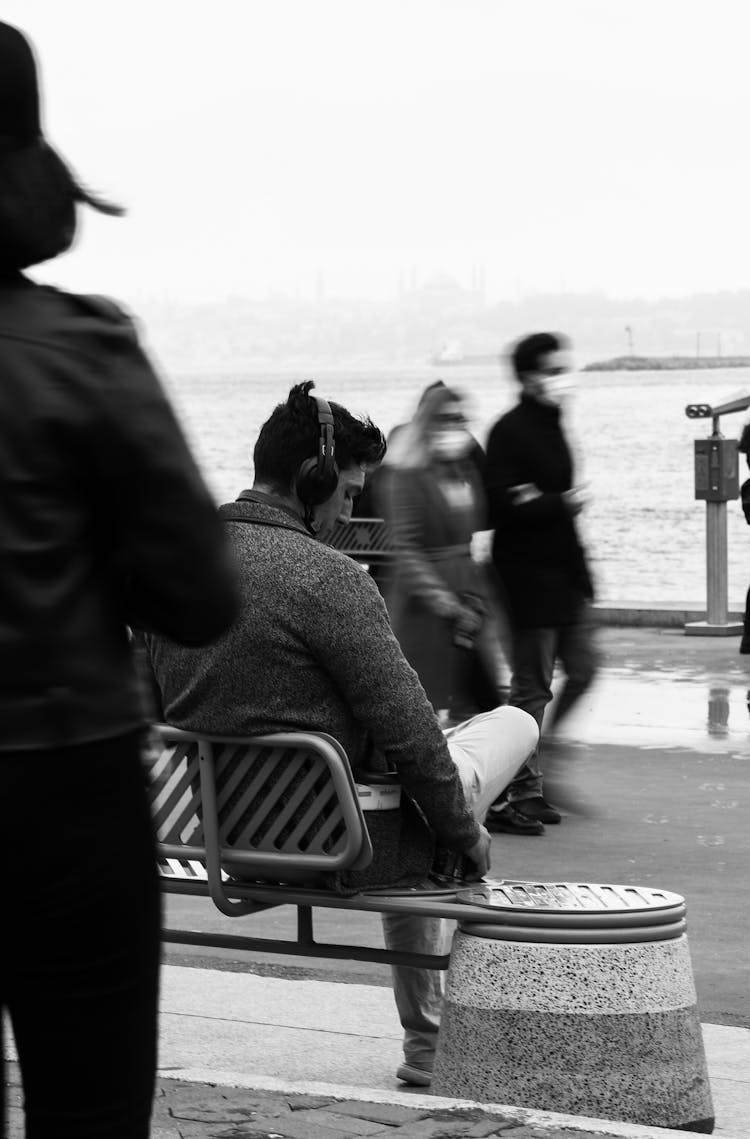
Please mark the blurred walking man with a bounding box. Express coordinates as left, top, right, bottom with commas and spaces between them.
483, 332, 598, 834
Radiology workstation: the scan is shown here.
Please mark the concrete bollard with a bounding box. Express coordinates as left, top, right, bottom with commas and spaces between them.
431, 881, 714, 1133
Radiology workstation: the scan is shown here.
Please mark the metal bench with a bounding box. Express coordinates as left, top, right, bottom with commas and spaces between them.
148, 724, 471, 969
147, 726, 689, 977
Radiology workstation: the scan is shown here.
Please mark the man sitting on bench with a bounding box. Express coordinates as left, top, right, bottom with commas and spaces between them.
147, 381, 538, 1089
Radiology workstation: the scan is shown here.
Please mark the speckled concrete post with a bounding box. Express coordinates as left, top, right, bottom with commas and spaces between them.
432, 929, 714, 1132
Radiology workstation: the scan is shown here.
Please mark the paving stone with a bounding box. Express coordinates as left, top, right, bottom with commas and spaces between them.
152, 1097, 178, 1124
168, 1122, 238, 1138
485, 1131, 536, 1138
288, 1107, 391, 1134
464, 1120, 519, 1137
215, 1088, 284, 1110
0, 1061, 673, 1139
494, 1130, 542, 1138
324, 1099, 428, 1125
162, 1081, 270, 1106
285, 1094, 337, 1110
219, 1093, 288, 1116
165, 1086, 292, 1126
170, 1106, 262, 1124
242, 1113, 354, 1139
370, 1117, 476, 1137
164, 1083, 223, 1098
209, 1129, 290, 1139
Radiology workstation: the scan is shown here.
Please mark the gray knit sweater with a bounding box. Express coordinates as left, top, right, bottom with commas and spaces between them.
147, 498, 480, 882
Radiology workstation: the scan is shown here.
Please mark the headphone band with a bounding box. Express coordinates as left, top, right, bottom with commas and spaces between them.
294, 390, 339, 513
312, 394, 335, 483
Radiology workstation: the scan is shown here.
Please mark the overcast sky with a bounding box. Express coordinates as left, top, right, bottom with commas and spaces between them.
6, 0, 750, 305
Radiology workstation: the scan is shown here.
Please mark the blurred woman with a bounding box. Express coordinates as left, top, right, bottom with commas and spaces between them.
0, 21, 236, 1138
377, 382, 503, 723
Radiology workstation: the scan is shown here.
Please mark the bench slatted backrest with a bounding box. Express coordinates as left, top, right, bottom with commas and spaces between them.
147, 726, 373, 885
328, 517, 392, 564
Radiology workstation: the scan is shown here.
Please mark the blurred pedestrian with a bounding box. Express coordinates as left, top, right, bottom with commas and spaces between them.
377, 382, 504, 722
483, 332, 598, 834
0, 22, 237, 1138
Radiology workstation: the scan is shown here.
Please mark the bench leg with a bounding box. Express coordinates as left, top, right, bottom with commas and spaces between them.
297, 906, 315, 948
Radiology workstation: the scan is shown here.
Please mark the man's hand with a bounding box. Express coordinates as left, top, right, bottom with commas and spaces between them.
452, 602, 483, 649
464, 824, 492, 881
508, 482, 542, 506
433, 592, 461, 620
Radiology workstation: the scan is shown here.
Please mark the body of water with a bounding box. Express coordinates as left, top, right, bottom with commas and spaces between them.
161, 364, 750, 608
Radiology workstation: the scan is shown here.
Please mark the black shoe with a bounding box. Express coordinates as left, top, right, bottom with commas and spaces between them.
515, 796, 562, 825
486, 804, 545, 836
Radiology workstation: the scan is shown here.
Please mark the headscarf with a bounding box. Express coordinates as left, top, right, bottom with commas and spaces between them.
383, 382, 465, 470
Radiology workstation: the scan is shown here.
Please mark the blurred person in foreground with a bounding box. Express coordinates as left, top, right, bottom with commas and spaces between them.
483, 332, 598, 835
147, 381, 538, 1088
376, 381, 505, 723
0, 22, 237, 1139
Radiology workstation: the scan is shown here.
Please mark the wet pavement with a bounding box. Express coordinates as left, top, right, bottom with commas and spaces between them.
558, 625, 750, 755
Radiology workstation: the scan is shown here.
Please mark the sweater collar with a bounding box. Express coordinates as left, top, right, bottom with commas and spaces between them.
226, 489, 310, 536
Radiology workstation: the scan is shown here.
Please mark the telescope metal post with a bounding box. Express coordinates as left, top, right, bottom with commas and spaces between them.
684, 402, 744, 636
704, 499, 729, 626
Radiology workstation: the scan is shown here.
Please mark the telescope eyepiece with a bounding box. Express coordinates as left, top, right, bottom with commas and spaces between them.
685, 404, 712, 418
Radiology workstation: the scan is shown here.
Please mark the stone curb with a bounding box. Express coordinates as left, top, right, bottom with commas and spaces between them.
158, 1070, 729, 1138
592, 602, 744, 628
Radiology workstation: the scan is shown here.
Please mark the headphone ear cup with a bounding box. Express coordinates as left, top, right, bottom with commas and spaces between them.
295, 456, 339, 506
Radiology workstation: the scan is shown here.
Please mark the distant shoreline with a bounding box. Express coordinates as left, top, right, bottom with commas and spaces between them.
583, 355, 750, 372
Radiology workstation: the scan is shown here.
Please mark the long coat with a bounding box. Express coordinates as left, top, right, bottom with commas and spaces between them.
484, 394, 593, 629
377, 460, 494, 718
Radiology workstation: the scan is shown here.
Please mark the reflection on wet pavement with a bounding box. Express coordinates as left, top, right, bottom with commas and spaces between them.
708, 687, 731, 736
551, 668, 750, 755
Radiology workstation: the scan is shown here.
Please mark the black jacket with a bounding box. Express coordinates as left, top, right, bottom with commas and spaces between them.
0, 273, 237, 750
484, 394, 593, 628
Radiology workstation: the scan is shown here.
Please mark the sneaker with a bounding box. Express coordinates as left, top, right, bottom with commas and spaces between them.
396, 1062, 432, 1087
515, 796, 562, 825
486, 803, 545, 836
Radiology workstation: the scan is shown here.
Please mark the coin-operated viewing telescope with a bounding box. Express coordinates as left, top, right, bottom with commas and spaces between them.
684, 391, 750, 634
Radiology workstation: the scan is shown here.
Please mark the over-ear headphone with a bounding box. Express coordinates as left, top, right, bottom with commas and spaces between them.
294, 393, 339, 506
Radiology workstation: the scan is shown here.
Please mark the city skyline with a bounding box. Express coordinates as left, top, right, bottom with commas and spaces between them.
5, 0, 750, 310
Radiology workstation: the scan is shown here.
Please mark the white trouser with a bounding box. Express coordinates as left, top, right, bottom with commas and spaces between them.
381, 704, 538, 1069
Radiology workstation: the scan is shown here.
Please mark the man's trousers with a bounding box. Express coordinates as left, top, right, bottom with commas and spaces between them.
381, 704, 538, 1069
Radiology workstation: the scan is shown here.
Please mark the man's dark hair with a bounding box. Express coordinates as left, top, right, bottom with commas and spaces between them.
510, 332, 570, 381
254, 380, 386, 492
